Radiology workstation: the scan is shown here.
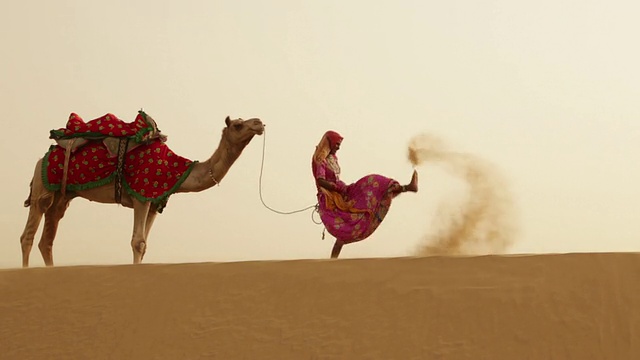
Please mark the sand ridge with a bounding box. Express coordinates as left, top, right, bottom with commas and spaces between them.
1, 253, 639, 359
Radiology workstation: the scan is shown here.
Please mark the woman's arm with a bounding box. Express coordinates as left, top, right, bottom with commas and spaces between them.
313, 159, 346, 193
316, 178, 346, 193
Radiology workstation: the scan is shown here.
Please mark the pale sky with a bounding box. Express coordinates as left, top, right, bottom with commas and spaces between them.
1, 0, 639, 268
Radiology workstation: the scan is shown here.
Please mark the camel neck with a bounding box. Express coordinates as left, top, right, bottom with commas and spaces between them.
175, 135, 247, 193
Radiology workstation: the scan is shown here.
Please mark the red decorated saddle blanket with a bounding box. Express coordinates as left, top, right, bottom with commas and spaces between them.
43, 111, 197, 208
49, 111, 168, 156
50, 111, 166, 143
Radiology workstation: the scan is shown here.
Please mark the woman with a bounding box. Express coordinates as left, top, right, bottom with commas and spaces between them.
312, 130, 418, 258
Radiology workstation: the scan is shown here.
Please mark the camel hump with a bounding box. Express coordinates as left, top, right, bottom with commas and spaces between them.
48, 111, 168, 155
49, 111, 166, 143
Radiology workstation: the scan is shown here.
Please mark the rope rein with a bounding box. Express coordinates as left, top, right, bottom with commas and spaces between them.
258, 129, 323, 224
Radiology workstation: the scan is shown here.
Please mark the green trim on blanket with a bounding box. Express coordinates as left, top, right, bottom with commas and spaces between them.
49, 129, 116, 140
41, 145, 117, 192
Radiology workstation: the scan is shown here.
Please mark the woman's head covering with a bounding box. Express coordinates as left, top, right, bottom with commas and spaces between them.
312, 130, 343, 164
325, 131, 343, 148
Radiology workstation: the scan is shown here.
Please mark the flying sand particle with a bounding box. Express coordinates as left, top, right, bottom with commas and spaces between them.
408, 134, 518, 256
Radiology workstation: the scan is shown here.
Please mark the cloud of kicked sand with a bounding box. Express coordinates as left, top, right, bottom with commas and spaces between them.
408, 134, 517, 256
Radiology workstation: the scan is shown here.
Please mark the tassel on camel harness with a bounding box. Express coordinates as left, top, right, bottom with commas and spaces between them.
60, 139, 75, 197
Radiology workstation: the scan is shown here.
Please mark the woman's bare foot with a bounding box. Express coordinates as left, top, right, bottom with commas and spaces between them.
405, 170, 418, 192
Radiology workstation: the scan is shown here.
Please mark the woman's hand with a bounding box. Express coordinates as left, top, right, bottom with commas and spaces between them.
317, 178, 346, 194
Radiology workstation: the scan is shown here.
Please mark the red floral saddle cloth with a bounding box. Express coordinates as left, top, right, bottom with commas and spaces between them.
43, 111, 196, 211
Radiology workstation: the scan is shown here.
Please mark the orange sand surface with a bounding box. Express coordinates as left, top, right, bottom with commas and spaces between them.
1, 253, 639, 359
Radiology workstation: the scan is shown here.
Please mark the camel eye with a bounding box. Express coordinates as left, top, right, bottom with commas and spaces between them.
233, 124, 243, 130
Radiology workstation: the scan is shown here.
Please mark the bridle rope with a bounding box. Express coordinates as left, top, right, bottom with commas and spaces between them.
258, 128, 322, 224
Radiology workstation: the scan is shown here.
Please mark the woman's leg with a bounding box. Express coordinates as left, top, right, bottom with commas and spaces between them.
331, 240, 344, 258
405, 170, 418, 192
391, 170, 419, 194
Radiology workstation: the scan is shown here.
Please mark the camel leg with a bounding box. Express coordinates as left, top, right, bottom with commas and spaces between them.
20, 160, 53, 268
38, 194, 71, 267
141, 208, 157, 262
331, 240, 344, 259
20, 205, 45, 268
131, 199, 151, 264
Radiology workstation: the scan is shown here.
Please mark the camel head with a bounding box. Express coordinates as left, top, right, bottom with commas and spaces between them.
223, 116, 264, 145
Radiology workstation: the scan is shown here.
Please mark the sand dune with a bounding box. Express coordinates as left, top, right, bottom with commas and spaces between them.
1, 253, 639, 359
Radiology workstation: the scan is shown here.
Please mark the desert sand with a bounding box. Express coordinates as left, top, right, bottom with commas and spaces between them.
1, 253, 639, 359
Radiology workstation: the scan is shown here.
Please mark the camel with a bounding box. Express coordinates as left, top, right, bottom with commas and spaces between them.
19, 115, 264, 267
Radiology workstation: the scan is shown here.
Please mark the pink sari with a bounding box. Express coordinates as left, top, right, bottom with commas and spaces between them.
313, 154, 400, 243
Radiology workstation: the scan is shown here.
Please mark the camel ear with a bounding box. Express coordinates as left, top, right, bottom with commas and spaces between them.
225, 116, 231, 127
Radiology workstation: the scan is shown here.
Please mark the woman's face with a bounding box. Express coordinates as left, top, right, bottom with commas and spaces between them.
330, 139, 342, 154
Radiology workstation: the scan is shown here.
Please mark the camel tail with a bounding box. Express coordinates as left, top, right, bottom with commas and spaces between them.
24, 180, 33, 207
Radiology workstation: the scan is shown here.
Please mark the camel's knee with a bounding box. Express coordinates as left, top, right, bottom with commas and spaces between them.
28, 191, 55, 215
38, 243, 54, 266
20, 232, 36, 268
38, 241, 52, 254
131, 240, 147, 264
132, 240, 146, 254
20, 220, 38, 248
20, 233, 34, 250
